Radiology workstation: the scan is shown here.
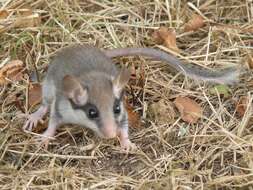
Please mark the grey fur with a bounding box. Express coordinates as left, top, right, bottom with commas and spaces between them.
42, 45, 242, 135
42, 45, 126, 138
104, 47, 242, 85
25, 44, 243, 149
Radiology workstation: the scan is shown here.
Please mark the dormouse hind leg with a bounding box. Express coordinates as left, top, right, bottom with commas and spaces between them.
23, 104, 49, 131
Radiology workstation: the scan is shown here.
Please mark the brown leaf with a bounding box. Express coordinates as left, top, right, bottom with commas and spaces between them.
152, 27, 165, 44
0, 60, 25, 85
235, 96, 249, 117
28, 82, 42, 108
124, 98, 141, 128
152, 26, 179, 52
184, 14, 205, 32
0, 9, 9, 19
174, 96, 203, 124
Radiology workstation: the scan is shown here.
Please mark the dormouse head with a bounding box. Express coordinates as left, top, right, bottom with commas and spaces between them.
62, 67, 131, 139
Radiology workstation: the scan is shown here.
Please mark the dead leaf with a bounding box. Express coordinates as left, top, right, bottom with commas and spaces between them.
174, 96, 202, 124
28, 82, 42, 108
235, 96, 249, 117
152, 26, 179, 52
124, 98, 141, 128
0, 9, 9, 19
184, 14, 205, 32
152, 27, 165, 44
149, 99, 175, 125
0, 60, 25, 85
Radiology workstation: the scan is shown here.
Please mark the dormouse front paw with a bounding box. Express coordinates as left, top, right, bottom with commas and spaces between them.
120, 138, 137, 152
23, 105, 48, 131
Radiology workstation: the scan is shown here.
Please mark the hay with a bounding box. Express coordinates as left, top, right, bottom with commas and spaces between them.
1, 0, 253, 189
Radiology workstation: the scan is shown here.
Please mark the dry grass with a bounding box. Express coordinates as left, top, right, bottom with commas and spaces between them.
1, 0, 253, 189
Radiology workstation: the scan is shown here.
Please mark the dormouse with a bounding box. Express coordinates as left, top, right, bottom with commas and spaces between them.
23, 45, 241, 150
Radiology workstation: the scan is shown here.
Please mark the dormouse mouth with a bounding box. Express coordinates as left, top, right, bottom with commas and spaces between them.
100, 128, 117, 139
96, 130, 116, 139
101, 132, 117, 139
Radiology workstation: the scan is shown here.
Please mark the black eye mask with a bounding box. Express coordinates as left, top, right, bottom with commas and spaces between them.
113, 89, 127, 120
69, 99, 100, 119
113, 98, 121, 115
69, 89, 125, 124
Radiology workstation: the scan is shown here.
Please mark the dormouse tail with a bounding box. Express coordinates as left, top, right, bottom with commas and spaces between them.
104, 47, 241, 85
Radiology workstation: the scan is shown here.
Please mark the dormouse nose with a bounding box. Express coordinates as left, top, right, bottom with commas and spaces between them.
101, 120, 117, 139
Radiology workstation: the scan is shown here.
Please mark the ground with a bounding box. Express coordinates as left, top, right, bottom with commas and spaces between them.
1, 0, 253, 189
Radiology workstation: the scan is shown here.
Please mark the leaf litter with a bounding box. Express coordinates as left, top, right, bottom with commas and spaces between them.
174, 96, 203, 124
184, 14, 205, 32
152, 26, 180, 52
0, 60, 25, 85
0, 1, 253, 189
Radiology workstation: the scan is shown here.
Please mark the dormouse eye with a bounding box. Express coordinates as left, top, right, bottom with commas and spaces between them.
87, 106, 99, 119
113, 100, 121, 114
70, 101, 100, 120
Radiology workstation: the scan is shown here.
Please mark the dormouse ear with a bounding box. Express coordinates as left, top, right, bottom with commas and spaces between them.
112, 67, 131, 96
63, 75, 88, 105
